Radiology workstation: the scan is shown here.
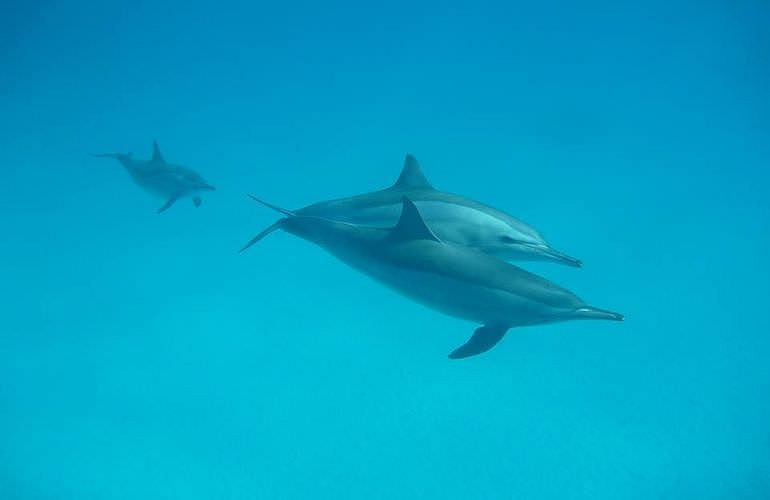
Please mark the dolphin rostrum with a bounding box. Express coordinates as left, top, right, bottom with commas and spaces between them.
94, 141, 215, 213
283, 154, 581, 267
242, 196, 622, 358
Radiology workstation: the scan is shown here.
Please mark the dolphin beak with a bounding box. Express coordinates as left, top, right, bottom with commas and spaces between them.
201, 183, 216, 191
535, 245, 582, 267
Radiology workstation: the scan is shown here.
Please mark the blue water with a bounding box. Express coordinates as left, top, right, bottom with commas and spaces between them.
2, 1, 769, 498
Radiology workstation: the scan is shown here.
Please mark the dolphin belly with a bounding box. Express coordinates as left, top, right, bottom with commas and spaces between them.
132, 171, 195, 198
130, 173, 176, 197
319, 201, 537, 246
331, 247, 571, 327
414, 201, 534, 246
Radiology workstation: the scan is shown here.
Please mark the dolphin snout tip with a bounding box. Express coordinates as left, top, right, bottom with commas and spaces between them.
574, 307, 624, 322
542, 246, 582, 268
555, 252, 582, 268
599, 310, 624, 321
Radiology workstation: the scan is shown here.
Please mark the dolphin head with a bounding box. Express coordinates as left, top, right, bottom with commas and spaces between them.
172, 167, 216, 192
479, 226, 583, 267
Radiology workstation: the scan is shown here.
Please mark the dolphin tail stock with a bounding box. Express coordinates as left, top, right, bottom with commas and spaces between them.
571, 306, 624, 322
239, 220, 286, 253
246, 194, 295, 217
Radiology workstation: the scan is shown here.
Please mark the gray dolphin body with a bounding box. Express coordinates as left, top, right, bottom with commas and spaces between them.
244, 197, 622, 358
291, 155, 581, 267
94, 141, 215, 213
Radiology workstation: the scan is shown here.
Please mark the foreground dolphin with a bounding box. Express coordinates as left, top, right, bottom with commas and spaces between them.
281, 154, 581, 267
242, 196, 622, 358
94, 141, 215, 213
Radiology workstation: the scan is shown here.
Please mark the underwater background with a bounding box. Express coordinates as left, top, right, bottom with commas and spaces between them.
2, 1, 769, 498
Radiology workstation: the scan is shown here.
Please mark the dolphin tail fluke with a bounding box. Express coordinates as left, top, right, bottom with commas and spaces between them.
572, 306, 624, 321
246, 194, 295, 217
239, 220, 285, 253
91, 152, 129, 159
448, 324, 509, 359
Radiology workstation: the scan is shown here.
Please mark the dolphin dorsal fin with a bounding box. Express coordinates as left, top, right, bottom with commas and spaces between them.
152, 141, 165, 163
391, 154, 433, 190
390, 197, 441, 242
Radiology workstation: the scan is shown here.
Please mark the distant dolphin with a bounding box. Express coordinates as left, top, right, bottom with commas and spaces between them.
279, 154, 581, 267
94, 141, 215, 213
242, 196, 622, 358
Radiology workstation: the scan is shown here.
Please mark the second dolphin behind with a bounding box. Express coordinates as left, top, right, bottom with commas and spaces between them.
245, 155, 581, 267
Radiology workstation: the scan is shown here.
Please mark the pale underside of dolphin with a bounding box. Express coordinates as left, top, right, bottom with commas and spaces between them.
242, 196, 622, 358
291, 154, 582, 267
93, 141, 215, 213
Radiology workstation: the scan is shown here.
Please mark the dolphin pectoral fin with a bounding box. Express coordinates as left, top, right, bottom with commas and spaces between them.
449, 325, 509, 359
192, 196, 202, 207
157, 196, 179, 214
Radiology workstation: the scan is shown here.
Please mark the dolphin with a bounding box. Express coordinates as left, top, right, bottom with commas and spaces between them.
93, 141, 215, 213
282, 154, 581, 267
242, 196, 622, 358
